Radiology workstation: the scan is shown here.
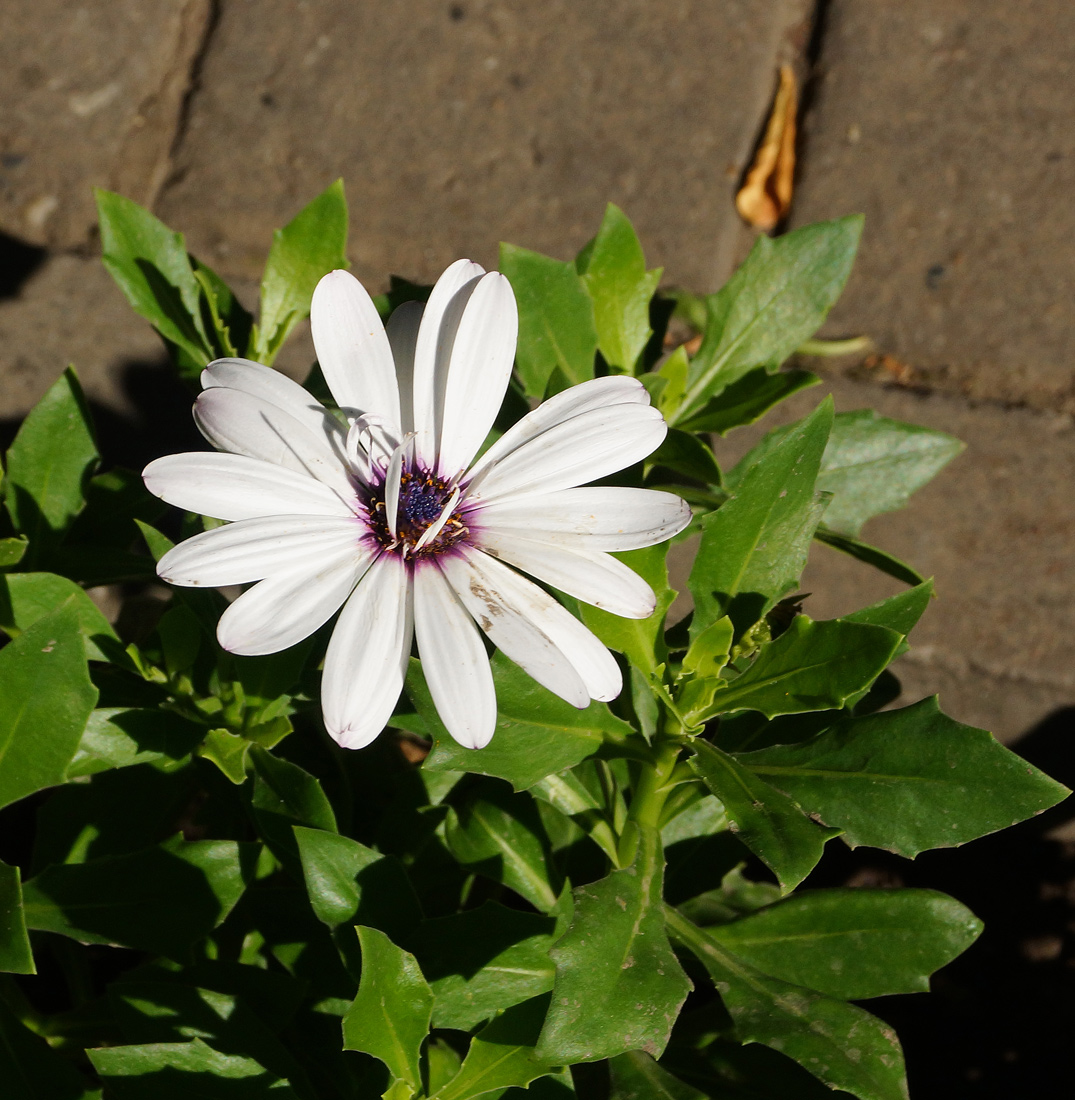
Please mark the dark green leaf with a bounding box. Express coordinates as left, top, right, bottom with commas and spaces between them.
707, 887, 982, 999
4, 369, 98, 546
445, 783, 561, 911
250, 746, 336, 830
814, 526, 927, 586
418, 654, 633, 791
707, 616, 901, 720
740, 697, 1071, 856
66, 707, 204, 778
609, 1050, 706, 1100
500, 242, 598, 398
342, 926, 432, 1094
412, 901, 557, 1031
0, 604, 97, 810
433, 994, 557, 1100
689, 740, 836, 893
676, 368, 819, 435
537, 827, 691, 1063
294, 826, 421, 934
88, 1038, 298, 1099
96, 188, 211, 366
817, 411, 962, 535
255, 180, 349, 363
581, 543, 676, 677
576, 204, 662, 372
646, 430, 722, 485
667, 909, 908, 1100
108, 976, 314, 1098
0, 1001, 98, 1099
22, 838, 255, 958
0, 859, 34, 974
1, 572, 119, 662
688, 400, 832, 640
676, 217, 862, 423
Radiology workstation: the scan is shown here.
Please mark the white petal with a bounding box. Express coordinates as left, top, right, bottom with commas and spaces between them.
437, 273, 518, 475
387, 301, 424, 435
322, 553, 413, 750
201, 358, 344, 444
412, 259, 485, 468
478, 531, 655, 619
466, 403, 667, 505
216, 545, 373, 656
465, 375, 649, 484
311, 270, 401, 427
143, 453, 357, 521
157, 515, 366, 587
413, 561, 496, 748
440, 547, 588, 707
194, 387, 355, 499
474, 487, 691, 551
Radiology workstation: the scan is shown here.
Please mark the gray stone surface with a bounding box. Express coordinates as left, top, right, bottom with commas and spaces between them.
711, 375, 1075, 743
158, 0, 798, 292
0, 0, 211, 249
791, 0, 1075, 413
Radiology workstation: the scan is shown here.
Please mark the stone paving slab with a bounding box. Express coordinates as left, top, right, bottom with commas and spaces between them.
158, 0, 801, 292
710, 374, 1075, 743
0, 0, 211, 249
790, 0, 1075, 414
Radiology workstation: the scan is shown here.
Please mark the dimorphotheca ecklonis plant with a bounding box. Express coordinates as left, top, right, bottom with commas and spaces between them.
0, 181, 1065, 1100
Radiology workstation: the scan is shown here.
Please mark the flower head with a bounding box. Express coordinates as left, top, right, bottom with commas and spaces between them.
143, 261, 690, 749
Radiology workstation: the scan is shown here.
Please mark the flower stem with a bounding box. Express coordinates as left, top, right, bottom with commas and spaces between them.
617, 721, 683, 865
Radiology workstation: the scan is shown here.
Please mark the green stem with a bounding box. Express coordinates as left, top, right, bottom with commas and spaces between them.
796, 335, 873, 357
618, 725, 683, 865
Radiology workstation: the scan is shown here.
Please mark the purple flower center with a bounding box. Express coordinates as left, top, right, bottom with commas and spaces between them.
365, 466, 470, 557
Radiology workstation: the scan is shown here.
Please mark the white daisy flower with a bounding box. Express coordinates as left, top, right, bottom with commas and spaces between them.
143, 260, 690, 750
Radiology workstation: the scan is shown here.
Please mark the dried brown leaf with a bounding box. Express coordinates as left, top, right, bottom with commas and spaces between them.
736, 65, 798, 230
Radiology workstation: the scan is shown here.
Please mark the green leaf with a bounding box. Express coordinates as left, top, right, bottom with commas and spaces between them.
841, 580, 934, 639
667, 909, 909, 1100
199, 729, 251, 785
576, 204, 662, 372
708, 616, 901, 721
707, 887, 982, 999
193, 257, 254, 359
250, 746, 337, 860
294, 826, 421, 934
537, 827, 691, 1063
814, 526, 927, 586
412, 901, 557, 1031
0, 572, 120, 661
96, 188, 211, 367
676, 217, 862, 423
254, 180, 349, 364
0, 1000, 99, 1099
0, 537, 28, 568
433, 994, 557, 1100
88, 1038, 297, 1099
418, 654, 633, 790
581, 543, 676, 678
739, 696, 1071, 856
681, 617, 734, 680
0, 859, 34, 974
22, 838, 254, 958
608, 1050, 706, 1100
0, 604, 97, 810
445, 783, 561, 911
676, 368, 819, 435
342, 926, 432, 1094
65, 707, 205, 778
689, 740, 836, 893
500, 243, 598, 398
3, 369, 98, 547
816, 411, 962, 536
688, 399, 832, 640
